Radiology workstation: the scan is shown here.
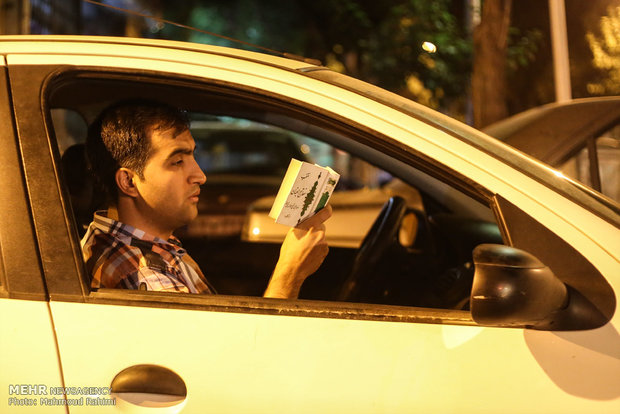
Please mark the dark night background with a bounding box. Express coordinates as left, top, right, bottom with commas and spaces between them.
20, 0, 620, 123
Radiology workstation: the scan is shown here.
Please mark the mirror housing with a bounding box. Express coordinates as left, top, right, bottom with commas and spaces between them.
471, 244, 568, 328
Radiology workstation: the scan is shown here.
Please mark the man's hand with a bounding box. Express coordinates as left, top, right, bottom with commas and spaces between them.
264, 205, 333, 299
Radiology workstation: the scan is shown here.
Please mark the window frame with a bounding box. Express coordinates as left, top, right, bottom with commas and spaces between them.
0, 64, 47, 300
16, 62, 572, 327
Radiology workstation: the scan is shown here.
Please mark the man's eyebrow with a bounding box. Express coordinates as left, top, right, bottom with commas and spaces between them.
165, 146, 195, 161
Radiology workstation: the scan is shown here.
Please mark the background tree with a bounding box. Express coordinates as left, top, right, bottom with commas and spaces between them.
472, 0, 512, 128
586, 6, 620, 95
156, 0, 540, 121
161, 0, 472, 113
302, 0, 472, 112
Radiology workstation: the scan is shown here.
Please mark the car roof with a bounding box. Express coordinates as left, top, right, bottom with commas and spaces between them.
483, 97, 620, 166
0, 35, 317, 71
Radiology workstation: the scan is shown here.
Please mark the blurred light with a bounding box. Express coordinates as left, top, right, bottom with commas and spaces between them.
325, 54, 346, 73
246, 27, 258, 39
252, 227, 260, 236
418, 53, 436, 69
300, 144, 310, 154
149, 21, 165, 33
401, 17, 414, 28
422, 41, 437, 53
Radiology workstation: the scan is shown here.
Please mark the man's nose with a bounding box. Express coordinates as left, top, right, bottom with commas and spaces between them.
190, 158, 207, 185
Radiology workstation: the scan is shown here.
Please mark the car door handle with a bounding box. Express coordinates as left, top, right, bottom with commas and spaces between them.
111, 364, 187, 413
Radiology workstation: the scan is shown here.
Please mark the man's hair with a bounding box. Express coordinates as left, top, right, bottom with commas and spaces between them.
86, 100, 190, 202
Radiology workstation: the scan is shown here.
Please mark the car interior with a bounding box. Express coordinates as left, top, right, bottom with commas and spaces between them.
49, 70, 507, 311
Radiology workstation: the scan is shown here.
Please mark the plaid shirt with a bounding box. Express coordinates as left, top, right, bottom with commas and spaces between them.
81, 211, 214, 294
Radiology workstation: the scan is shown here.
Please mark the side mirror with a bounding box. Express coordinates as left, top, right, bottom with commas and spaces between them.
470, 244, 568, 328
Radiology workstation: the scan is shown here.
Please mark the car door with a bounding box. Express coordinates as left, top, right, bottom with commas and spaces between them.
0, 59, 65, 413
6, 40, 620, 413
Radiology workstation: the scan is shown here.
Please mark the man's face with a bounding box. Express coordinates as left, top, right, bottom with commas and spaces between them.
132, 126, 206, 236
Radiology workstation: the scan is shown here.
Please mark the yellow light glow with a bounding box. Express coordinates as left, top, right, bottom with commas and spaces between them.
422, 41, 437, 53
252, 227, 261, 236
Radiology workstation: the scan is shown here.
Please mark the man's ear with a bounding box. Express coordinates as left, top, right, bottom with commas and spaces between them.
115, 168, 139, 197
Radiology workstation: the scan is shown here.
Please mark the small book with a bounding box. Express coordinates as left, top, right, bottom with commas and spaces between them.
269, 159, 340, 227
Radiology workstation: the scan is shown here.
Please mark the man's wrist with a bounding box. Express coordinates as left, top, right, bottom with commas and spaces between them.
264, 261, 305, 299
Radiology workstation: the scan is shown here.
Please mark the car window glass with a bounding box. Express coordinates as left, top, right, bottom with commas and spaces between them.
51, 109, 88, 154
596, 127, 620, 202
51, 109, 96, 236
559, 124, 620, 203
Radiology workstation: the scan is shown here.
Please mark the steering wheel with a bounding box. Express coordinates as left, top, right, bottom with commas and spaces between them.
337, 196, 407, 302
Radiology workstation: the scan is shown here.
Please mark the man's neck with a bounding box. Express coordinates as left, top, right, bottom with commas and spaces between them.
114, 201, 173, 240
107, 205, 120, 221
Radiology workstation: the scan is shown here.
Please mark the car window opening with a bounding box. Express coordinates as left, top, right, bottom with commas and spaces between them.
48, 74, 613, 330
51, 98, 504, 315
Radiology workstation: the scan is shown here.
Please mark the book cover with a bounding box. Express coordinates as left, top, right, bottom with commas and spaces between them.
269, 159, 340, 227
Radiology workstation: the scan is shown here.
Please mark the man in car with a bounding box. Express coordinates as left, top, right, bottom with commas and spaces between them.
81, 101, 331, 299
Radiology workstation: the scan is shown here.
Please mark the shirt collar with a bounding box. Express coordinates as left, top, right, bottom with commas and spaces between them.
92, 210, 186, 255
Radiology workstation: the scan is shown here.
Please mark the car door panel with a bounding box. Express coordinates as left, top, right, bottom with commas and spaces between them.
49, 299, 620, 413
0, 300, 66, 413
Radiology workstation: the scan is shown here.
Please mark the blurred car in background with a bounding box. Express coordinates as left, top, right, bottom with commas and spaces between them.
243, 178, 423, 248
484, 97, 620, 203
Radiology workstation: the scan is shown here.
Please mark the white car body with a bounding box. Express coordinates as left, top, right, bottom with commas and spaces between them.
0, 36, 618, 413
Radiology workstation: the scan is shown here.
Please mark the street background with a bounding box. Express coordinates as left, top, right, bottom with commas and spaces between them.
2, 0, 620, 127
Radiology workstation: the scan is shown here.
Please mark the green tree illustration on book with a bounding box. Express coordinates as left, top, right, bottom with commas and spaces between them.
300, 179, 319, 217
314, 178, 337, 213
270, 160, 339, 227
